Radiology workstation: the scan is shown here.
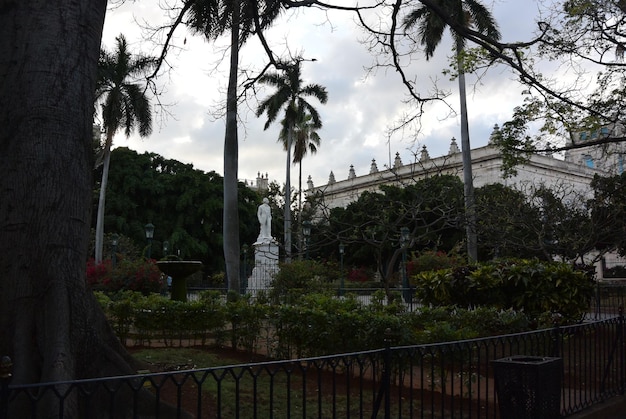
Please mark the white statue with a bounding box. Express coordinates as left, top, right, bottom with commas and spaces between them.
256, 197, 273, 243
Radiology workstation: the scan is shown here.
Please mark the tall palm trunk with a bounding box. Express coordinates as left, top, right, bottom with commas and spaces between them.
223, 1, 241, 291
284, 124, 293, 262
298, 159, 303, 259
94, 131, 114, 263
456, 37, 478, 261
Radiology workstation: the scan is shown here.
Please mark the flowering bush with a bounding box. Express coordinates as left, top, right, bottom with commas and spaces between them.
86, 258, 112, 287
347, 266, 371, 282
86, 258, 163, 295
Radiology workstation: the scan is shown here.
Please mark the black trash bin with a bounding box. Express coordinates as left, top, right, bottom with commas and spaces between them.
492, 355, 562, 419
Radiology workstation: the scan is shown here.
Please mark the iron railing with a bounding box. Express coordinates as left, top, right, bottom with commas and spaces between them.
588, 282, 626, 320
2, 314, 624, 418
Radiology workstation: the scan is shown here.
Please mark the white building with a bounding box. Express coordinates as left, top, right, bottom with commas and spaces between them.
306, 126, 609, 209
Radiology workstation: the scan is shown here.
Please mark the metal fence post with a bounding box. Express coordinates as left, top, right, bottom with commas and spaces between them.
383, 329, 391, 419
0, 356, 12, 419
617, 305, 626, 395
551, 320, 561, 358
371, 328, 392, 419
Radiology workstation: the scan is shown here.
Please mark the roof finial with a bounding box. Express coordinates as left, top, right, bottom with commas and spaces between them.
348, 164, 356, 179
370, 159, 379, 174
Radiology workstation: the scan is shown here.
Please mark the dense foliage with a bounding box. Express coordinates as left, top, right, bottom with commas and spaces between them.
95, 147, 260, 273
310, 173, 626, 286
413, 258, 595, 323
406, 250, 466, 276
96, 290, 530, 358
268, 260, 337, 303
314, 175, 465, 284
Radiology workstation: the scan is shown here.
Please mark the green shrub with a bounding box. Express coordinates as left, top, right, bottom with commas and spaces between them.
224, 295, 268, 352
94, 290, 537, 357
413, 258, 594, 323
406, 306, 529, 343
207, 271, 226, 287
407, 250, 465, 277
269, 260, 333, 303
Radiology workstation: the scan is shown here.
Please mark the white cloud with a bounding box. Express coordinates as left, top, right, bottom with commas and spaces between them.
102, 0, 552, 188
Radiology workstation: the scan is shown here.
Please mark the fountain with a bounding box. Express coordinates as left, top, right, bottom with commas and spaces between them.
156, 260, 203, 301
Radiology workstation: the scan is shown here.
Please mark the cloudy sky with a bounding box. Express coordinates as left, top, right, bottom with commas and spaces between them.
101, 0, 544, 189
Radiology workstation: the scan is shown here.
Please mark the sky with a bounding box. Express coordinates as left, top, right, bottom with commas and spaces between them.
100, 0, 545, 189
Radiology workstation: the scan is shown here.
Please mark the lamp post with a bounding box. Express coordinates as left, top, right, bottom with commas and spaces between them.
111, 233, 119, 268
144, 223, 154, 259
339, 243, 345, 297
302, 220, 311, 260
163, 240, 169, 257
400, 227, 410, 304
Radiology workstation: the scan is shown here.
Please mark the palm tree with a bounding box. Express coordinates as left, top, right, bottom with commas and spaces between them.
94, 34, 155, 264
279, 113, 322, 213
403, 0, 500, 262
279, 113, 322, 256
256, 60, 328, 262
185, 0, 283, 291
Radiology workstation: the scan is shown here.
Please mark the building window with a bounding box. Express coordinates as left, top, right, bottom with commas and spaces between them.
579, 132, 588, 141
583, 155, 594, 168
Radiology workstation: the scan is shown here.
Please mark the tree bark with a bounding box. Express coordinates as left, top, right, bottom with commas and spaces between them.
284, 124, 293, 262
223, 1, 241, 291
0, 2, 184, 417
456, 38, 478, 262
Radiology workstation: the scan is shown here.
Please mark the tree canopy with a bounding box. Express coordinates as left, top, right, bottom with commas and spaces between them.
97, 147, 260, 272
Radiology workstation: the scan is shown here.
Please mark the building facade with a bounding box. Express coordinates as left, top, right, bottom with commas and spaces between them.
306, 129, 606, 209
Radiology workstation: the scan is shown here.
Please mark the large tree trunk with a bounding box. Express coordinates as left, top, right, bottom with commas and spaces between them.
0, 2, 183, 417
223, 1, 241, 292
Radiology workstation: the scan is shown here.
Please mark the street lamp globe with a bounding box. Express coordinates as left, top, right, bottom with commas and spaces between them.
144, 223, 155, 240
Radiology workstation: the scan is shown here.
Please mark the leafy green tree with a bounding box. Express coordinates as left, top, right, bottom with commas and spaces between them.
590, 173, 626, 256
437, 1, 626, 168
318, 175, 465, 295
475, 184, 543, 260
94, 34, 155, 264
532, 186, 596, 262
256, 60, 328, 261
100, 147, 259, 273
476, 181, 616, 264
403, 0, 501, 262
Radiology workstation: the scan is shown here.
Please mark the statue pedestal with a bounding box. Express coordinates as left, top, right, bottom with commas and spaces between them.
247, 242, 279, 295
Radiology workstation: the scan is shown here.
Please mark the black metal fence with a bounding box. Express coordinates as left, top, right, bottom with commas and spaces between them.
2, 314, 625, 418
588, 282, 626, 320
